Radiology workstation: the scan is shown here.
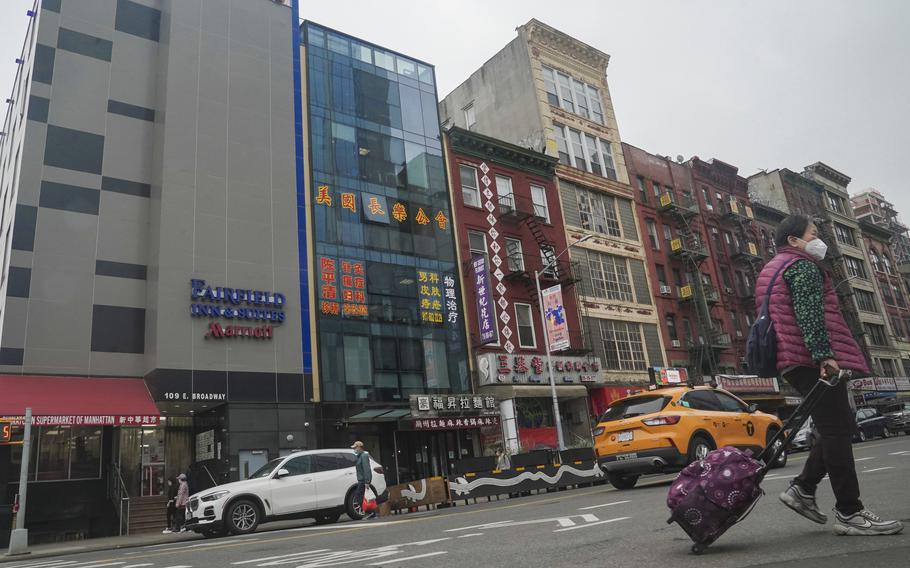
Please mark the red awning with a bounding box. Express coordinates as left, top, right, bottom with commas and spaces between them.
0, 375, 160, 426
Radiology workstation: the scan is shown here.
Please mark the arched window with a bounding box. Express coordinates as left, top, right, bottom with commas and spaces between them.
869, 249, 882, 272
882, 253, 894, 275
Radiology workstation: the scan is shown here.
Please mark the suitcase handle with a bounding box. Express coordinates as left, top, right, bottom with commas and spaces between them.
756, 369, 852, 471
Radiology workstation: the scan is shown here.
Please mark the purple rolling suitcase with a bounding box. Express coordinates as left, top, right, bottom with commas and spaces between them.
666, 370, 848, 554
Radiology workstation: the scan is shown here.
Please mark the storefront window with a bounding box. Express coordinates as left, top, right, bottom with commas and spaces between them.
70, 428, 102, 479
7, 426, 103, 482
513, 397, 591, 452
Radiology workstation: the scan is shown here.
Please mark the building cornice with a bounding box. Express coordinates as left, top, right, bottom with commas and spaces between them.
446, 127, 558, 177
521, 19, 610, 72
805, 161, 851, 188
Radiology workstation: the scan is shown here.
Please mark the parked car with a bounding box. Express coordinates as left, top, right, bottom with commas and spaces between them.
593, 386, 785, 490
790, 416, 818, 452
881, 402, 910, 435
185, 449, 387, 537
853, 407, 890, 442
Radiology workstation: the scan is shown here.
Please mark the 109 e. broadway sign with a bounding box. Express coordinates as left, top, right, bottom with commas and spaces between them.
476, 353, 603, 386
190, 279, 285, 340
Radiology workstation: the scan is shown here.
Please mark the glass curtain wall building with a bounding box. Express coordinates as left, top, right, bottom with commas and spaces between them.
300, 23, 470, 481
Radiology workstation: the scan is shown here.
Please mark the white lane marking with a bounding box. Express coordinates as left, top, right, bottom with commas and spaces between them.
122, 564, 155, 568
553, 516, 631, 533
285, 520, 410, 532
69, 563, 126, 568
232, 550, 331, 564
367, 551, 447, 566
445, 520, 513, 532
456, 533, 483, 538
556, 518, 575, 527
578, 500, 631, 511
5, 561, 79, 568
161, 566, 194, 568
864, 467, 895, 473
855, 457, 876, 462
888, 450, 910, 455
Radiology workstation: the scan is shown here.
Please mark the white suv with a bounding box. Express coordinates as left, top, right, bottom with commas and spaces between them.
185, 449, 387, 537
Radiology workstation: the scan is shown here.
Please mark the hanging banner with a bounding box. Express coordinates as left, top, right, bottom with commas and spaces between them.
473, 254, 496, 344
542, 284, 569, 352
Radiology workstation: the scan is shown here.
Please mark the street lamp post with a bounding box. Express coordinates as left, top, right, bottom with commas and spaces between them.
535, 234, 593, 453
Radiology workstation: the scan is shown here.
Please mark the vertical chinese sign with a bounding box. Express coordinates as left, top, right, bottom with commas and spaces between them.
542, 284, 570, 351
419, 270, 443, 324
340, 260, 368, 318
473, 254, 496, 344
319, 257, 339, 316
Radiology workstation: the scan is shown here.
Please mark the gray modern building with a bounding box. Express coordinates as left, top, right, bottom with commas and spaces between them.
0, 0, 309, 541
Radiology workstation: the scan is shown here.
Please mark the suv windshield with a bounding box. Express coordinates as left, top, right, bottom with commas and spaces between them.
250, 458, 283, 479
599, 396, 670, 422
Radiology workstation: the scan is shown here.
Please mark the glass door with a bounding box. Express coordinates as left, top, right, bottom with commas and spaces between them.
141, 427, 166, 496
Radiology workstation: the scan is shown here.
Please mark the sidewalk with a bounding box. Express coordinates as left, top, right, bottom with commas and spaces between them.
2, 528, 200, 563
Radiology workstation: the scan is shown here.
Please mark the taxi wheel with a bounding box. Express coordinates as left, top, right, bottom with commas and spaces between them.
687, 435, 714, 464
766, 428, 787, 468
607, 473, 639, 490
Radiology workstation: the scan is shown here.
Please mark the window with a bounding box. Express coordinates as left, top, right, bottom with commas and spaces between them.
505, 238, 524, 271
892, 283, 905, 307
715, 392, 748, 413
715, 192, 723, 205
672, 268, 683, 287
587, 85, 604, 123
637, 176, 648, 204
882, 254, 894, 274
515, 303, 536, 348
731, 311, 741, 337
826, 193, 845, 214
460, 164, 480, 207
845, 256, 867, 279
683, 391, 722, 411
282, 455, 313, 476
530, 184, 550, 222
598, 320, 647, 371
702, 187, 713, 210
865, 323, 888, 346
646, 220, 660, 249
656, 265, 667, 287
573, 79, 590, 119
469, 230, 487, 259
663, 225, 673, 242
681, 317, 692, 345
542, 66, 559, 106
890, 317, 905, 340
27, 426, 102, 481
834, 223, 856, 247
495, 175, 514, 212
855, 289, 878, 312
882, 282, 895, 305
666, 315, 678, 342
576, 187, 621, 237
556, 72, 575, 113
588, 251, 634, 302
463, 104, 476, 130
880, 358, 896, 376
553, 124, 616, 179
869, 249, 881, 272
720, 268, 733, 291
313, 453, 354, 472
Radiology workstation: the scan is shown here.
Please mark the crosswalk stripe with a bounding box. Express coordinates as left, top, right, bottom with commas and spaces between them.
553, 516, 630, 533
367, 551, 447, 566
232, 550, 331, 565
578, 500, 630, 511
4, 561, 78, 568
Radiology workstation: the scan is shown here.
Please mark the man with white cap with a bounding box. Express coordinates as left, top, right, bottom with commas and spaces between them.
351, 441, 376, 520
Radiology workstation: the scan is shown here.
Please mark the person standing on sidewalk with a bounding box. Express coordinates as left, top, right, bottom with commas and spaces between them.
175, 473, 190, 532
756, 214, 902, 536
351, 441, 376, 520
162, 478, 178, 534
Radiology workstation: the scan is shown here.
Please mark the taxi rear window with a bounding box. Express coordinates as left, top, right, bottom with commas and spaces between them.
599, 396, 670, 422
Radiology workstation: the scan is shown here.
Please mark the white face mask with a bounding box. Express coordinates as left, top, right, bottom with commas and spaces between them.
797, 237, 828, 261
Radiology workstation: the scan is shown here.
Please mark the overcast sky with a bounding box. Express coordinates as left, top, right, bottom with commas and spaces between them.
3, 0, 909, 221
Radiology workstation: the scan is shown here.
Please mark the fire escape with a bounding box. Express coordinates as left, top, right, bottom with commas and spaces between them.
720, 198, 762, 366
497, 193, 591, 354
658, 192, 726, 377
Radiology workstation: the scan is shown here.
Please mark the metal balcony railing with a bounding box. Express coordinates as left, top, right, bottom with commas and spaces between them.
678, 284, 720, 305
668, 237, 709, 261
732, 242, 763, 262
502, 252, 579, 285
497, 193, 536, 223
720, 200, 754, 223
657, 192, 699, 218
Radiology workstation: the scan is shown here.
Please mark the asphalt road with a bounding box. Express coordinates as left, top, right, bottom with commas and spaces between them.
6, 436, 910, 568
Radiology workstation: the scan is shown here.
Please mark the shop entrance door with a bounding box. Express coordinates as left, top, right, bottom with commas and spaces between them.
140, 427, 166, 496
117, 426, 167, 497
239, 449, 269, 480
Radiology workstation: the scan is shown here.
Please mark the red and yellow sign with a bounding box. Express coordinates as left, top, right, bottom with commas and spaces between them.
419, 269, 443, 324
320, 256, 367, 318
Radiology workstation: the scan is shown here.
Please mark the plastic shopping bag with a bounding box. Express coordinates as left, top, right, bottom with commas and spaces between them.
362, 487, 378, 513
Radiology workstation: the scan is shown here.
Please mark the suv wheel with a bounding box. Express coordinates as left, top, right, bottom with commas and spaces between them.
857, 429, 867, 443
882, 426, 892, 439
345, 487, 366, 520
607, 473, 639, 490
226, 499, 260, 535
687, 435, 714, 464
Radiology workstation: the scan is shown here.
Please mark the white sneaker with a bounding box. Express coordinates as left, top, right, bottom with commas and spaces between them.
162, 528, 173, 534
834, 509, 903, 536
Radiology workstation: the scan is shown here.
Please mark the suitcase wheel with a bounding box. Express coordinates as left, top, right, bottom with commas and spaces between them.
691, 543, 707, 555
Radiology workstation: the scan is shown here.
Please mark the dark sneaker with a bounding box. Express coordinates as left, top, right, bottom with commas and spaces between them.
834, 509, 903, 536
362, 512, 378, 521
779, 483, 827, 524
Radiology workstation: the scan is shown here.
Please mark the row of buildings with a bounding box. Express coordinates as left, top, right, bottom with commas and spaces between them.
0, 0, 907, 541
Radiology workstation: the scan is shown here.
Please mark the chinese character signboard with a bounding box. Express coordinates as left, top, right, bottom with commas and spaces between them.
444, 274, 459, 327
361, 193, 390, 224
476, 353, 602, 386
542, 284, 570, 352
413, 415, 500, 431
418, 270, 444, 325
320, 257, 368, 318
473, 254, 496, 344
410, 394, 499, 418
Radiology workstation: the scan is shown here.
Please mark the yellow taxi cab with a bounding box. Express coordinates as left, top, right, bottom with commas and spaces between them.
593, 385, 785, 489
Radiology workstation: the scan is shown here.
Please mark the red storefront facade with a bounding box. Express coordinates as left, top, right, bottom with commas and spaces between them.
445, 127, 603, 452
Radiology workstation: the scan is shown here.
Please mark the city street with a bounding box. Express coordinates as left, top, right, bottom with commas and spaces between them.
5, 436, 909, 568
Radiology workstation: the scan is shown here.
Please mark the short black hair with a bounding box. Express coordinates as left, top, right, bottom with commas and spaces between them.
775, 214, 812, 247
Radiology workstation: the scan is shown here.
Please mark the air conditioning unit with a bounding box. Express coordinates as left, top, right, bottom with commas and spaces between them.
660, 285, 672, 296
671, 340, 681, 348
736, 330, 743, 338
724, 286, 734, 294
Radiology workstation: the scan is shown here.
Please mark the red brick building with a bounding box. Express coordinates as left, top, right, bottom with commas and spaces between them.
446, 127, 612, 454
623, 144, 758, 378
